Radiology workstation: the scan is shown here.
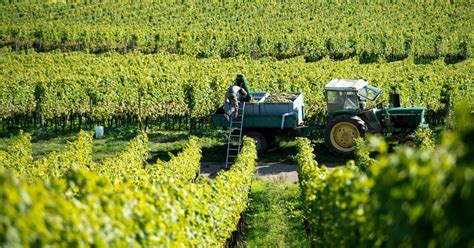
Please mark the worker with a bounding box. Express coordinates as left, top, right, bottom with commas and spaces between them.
224, 75, 248, 122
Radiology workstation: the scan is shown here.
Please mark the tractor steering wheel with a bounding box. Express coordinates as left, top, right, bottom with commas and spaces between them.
376, 100, 386, 109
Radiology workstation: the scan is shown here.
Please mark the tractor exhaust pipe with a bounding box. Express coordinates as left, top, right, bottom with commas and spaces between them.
390, 93, 401, 108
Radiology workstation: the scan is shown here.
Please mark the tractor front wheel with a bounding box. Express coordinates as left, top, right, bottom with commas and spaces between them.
400, 135, 416, 147
325, 115, 367, 156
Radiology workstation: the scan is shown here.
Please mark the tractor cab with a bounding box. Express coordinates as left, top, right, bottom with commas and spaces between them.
325, 79, 384, 133
325, 78, 382, 116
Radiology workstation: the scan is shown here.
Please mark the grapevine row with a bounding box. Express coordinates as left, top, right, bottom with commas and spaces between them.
0, 131, 257, 246
295, 109, 474, 247
1, 49, 472, 131
0, 130, 198, 184
0, 1, 472, 62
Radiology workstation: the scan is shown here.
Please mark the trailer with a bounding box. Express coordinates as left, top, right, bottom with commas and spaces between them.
212, 92, 309, 153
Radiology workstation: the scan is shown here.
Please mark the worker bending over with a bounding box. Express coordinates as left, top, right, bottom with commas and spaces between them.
224, 75, 248, 122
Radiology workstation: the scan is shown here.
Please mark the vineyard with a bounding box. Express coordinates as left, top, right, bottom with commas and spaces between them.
1, 1, 473, 131
1, 1, 473, 247
2, 110, 472, 246
0, 1, 472, 62
1, 131, 257, 246
1, 49, 472, 130
296, 109, 473, 247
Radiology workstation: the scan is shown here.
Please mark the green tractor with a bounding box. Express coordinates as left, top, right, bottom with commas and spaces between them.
324, 79, 426, 156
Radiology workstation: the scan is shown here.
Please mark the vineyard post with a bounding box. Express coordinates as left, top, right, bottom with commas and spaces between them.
34, 84, 46, 131
440, 84, 452, 125
184, 83, 196, 133
69, 112, 73, 131
138, 89, 144, 131
12, 29, 19, 52
89, 95, 93, 129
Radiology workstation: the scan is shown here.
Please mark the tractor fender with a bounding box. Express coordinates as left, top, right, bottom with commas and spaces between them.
328, 110, 360, 122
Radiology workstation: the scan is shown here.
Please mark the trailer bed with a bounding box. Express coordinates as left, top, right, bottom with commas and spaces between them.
212, 92, 304, 129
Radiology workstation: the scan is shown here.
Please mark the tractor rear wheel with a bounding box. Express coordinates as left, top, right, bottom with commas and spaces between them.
325, 115, 367, 156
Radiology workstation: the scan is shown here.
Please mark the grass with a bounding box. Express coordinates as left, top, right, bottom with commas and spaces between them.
0, 127, 350, 164
1, 128, 136, 161
240, 178, 309, 248
0, 127, 230, 162
147, 129, 228, 163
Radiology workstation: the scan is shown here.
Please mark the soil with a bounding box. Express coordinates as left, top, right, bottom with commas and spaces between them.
200, 161, 343, 183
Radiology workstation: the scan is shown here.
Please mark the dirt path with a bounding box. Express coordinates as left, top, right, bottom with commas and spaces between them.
201, 161, 343, 183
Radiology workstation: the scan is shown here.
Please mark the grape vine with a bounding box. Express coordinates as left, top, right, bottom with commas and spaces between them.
0, 132, 257, 246
1, 49, 471, 131
296, 108, 474, 247
0, 1, 471, 63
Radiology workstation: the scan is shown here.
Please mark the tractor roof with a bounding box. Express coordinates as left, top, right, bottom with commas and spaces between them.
325, 79, 368, 91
